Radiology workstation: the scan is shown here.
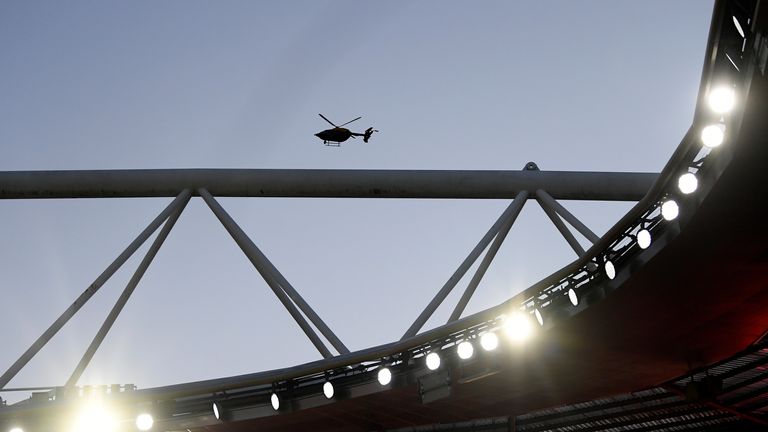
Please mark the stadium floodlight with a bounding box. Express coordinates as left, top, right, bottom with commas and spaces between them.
323, 381, 334, 399
70, 401, 118, 432
733, 16, 745, 38
377, 367, 392, 386
480, 332, 499, 351
426, 352, 441, 370
135, 413, 154, 431
662, 200, 679, 221
568, 288, 578, 306
605, 260, 616, 280
270, 393, 280, 411
678, 173, 698, 194
457, 341, 474, 360
637, 229, 651, 249
534, 309, 544, 326
708, 86, 736, 114
212, 402, 223, 420
503, 313, 532, 342
701, 124, 725, 148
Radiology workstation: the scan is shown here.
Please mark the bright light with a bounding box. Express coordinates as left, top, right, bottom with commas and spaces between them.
480, 332, 499, 351
377, 367, 392, 386
605, 261, 616, 280
9, 428, 24, 432
503, 313, 532, 342
534, 309, 544, 326
136, 413, 153, 431
662, 200, 679, 221
568, 288, 578, 306
733, 16, 745, 38
637, 229, 651, 249
69, 401, 118, 432
212, 402, 222, 420
457, 341, 474, 360
323, 381, 334, 399
701, 124, 725, 148
678, 173, 698, 194
270, 393, 280, 410
708, 86, 736, 113
425, 352, 441, 370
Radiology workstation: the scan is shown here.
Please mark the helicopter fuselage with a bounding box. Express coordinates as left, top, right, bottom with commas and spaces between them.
315, 127, 353, 144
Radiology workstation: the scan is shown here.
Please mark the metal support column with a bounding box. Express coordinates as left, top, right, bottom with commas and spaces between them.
447, 191, 528, 323
536, 190, 585, 257
65, 191, 191, 387
0, 190, 192, 390
535, 189, 600, 243
401, 196, 532, 340
198, 189, 346, 357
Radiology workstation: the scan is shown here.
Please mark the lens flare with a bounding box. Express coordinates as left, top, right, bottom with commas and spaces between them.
136, 413, 153, 431
503, 313, 532, 342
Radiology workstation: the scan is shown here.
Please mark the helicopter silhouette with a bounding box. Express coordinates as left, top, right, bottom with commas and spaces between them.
315, 114, 378, 146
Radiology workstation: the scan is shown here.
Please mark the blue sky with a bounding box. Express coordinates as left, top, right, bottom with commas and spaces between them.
0, 1, 712, 401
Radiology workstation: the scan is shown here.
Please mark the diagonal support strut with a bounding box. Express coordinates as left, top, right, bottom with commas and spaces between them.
0, 190, 192, 390
536, 189, 586, 257
199, 189, 348, 358
402, 193, 532, 340
447, 190, 528, 323
65, 190, 191, 387
535, 189, 600, 244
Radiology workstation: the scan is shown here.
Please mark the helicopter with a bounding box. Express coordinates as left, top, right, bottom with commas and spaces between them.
315, 114, 378, 146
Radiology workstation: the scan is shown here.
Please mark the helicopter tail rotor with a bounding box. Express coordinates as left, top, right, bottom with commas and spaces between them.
363, 127, 378, 143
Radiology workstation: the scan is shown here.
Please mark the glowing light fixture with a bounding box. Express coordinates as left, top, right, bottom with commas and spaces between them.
377, 367, 392, 386
568, 288, 578, 306
457, 341, 474, 360
323, 381, 334, 399
503, 313, 532, 342
270, 393, 280, 411
637, 229, 651, 249
480, 332, 499, 351
425, 352, 441, 370
9, 428, 24, 432
701, 124, 725, 148
534, 309, 544, 326
136, 413, 154, 431
678, 173, 698, 194
70, 401, 118, 432
212, 402, 222, 420
733, 16, 745, 38
661, 200, 679, 221
708, 86, 736, 113
604, 260, 616, 280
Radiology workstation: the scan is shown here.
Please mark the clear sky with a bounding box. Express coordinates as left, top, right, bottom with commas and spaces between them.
0, 1, 712, 401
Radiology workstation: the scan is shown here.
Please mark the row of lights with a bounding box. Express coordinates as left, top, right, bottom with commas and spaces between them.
600, 84, 736, 285
6, 404, 154, 432
207, 81, 742, 428
5, 66, 740, 432
212, 311, 540, 421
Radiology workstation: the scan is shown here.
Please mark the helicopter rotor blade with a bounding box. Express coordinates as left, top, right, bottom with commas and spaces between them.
318, 114, 338, 128
338, 116, 362, 127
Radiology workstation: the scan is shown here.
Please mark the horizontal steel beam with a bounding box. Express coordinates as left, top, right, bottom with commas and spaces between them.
0, 169, 657, 201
